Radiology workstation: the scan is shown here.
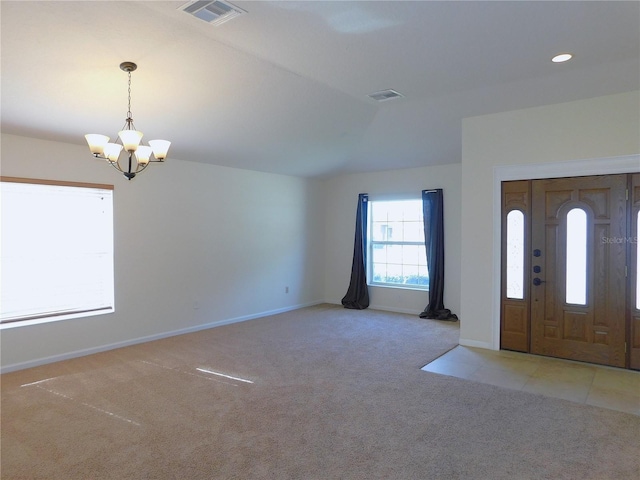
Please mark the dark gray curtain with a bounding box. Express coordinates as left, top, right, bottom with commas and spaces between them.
420, 189, 457, 321
341, 193, 369, 309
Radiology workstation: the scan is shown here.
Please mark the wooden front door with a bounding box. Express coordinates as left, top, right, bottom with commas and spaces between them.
501, 174, 633, 368
530, 175, 627, 367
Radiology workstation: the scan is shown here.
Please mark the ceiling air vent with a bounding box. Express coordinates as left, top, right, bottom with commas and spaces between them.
180, 1, 246, 26
368, 89, 404, 102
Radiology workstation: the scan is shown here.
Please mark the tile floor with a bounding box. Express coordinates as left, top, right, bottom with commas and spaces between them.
422, 346, 640, 416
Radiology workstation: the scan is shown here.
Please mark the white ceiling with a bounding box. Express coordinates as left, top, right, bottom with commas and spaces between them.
1, 1, 638, 178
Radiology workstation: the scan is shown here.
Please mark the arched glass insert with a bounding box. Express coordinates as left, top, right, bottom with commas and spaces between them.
566, 208, 587, 305
506, 210, 524, 299
636, 211, 639, 310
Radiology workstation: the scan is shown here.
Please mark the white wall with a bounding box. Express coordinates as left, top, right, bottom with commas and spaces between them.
460, 91, 640, 349
0, 133, 325, 371
322, 164, 462, 317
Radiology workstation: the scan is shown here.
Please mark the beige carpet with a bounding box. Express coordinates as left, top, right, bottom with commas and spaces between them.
1, 304, 639, 479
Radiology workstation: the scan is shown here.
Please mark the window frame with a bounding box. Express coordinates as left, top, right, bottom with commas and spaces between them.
367, 197, 429, 291
0, 177, 115, 329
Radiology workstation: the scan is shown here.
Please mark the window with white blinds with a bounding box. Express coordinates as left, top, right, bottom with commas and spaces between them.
1, 178, 114, 327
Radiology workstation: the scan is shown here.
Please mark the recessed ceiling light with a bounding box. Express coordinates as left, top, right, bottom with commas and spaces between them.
552, 53, 573, 63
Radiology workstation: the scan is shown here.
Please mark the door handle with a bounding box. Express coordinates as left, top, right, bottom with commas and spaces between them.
533, 278, 546, 286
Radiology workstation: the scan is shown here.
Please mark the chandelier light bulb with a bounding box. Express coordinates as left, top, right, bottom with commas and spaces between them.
103, 143, 123, 162
118, 129, 143, 152
135, 145, 153, 165
149, 139, 171, 161
85, 134, 110, 155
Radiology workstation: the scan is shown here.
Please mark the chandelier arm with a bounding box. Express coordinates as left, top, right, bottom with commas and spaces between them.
108, 153, 130, 176
134, 161, 151, 174
127, 151, 145, 177
107, 158, 126, 175
104, 152, 150, 180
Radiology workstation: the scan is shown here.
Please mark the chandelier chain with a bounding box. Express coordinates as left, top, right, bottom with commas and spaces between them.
127, 70, 132, 120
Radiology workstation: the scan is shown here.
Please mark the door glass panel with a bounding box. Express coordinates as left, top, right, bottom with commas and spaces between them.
566, 208, 587, 305
506, 210, 524, 299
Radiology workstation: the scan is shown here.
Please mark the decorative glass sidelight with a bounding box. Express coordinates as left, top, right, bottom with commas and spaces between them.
566, 208, 587, 305
637, 211, 639, 310
506, 210, 525, 299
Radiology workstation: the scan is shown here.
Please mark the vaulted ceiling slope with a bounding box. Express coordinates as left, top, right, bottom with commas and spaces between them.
1, 1, 638, 178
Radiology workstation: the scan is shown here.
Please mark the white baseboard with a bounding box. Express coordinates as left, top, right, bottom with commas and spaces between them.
458, 338, 496, 350
323, 300, 423, 316
0, 301, 323, 374
325, 300, 451, 317
368, 304, 423, 315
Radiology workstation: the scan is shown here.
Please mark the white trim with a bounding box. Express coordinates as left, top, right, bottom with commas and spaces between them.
367, 197, 429, 291
494, 154, 640, 182
368, 304, 424, 315
324, 300, 434, 317
492, 154, 640, 350
459, 338, 495, 350
0, 301, 323, 374
368, 283, 428, 293
0, 308, 114, 330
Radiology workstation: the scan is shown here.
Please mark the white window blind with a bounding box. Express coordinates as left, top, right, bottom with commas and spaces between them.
1, 178, 114, 326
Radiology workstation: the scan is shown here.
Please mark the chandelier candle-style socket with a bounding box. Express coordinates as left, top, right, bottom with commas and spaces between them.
85, 62, 170, 180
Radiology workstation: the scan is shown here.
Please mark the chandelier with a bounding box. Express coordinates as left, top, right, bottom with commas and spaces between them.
85, 62, 170, 180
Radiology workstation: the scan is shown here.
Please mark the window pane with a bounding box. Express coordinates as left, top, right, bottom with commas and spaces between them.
386, 221, 403, 240
403, 222, 424, 242
418, 265, 430, 285
403, 265, 423, 286
566, 208, 587, 305
403, 264, 420, 276
373, 201, 405, 221
387, 264, 403, 282
506, 210, 524, 299
403, 245, 422, 265
402, 203, 422, 221
418, 248, 427, 266
387, 245, 403, 264
372, 223, 393, 241
372, 263, 387, 283
372, 244, 387, 263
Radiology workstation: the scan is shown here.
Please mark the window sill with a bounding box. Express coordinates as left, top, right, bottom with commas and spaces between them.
368, 283, 429, 293
0, 308, 114, 330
